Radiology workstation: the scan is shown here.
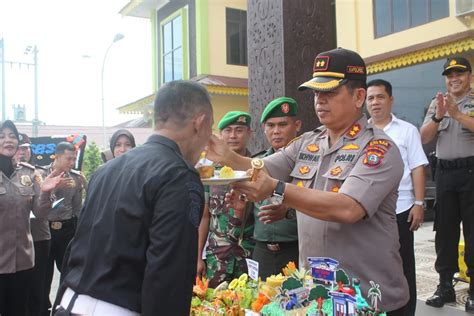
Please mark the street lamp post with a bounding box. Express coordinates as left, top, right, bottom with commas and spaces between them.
101, 33, 124, 149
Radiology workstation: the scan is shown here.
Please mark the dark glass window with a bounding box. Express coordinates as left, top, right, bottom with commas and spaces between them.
162, 15, 183, 83
226, 8, 247, 66
374, 0, 449, 37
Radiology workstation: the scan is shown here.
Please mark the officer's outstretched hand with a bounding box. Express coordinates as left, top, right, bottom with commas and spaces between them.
206, 134, 229, 164
40, 170, 65, 192
231, 169, 277, 203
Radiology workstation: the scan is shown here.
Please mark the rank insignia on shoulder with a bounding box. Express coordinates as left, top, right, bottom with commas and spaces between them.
330, 166, 343, 176
306, 144, 319, 152
331, 185, 340, 193
345, 124, 361, 138
299, 166, 310, 175
20, 175, 33, 187
342, 143, 359, 150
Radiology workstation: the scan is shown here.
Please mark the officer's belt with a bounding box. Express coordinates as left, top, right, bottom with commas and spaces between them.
256, 240, 298, 252
49, 217, 76, 230
438, 156, 474, 170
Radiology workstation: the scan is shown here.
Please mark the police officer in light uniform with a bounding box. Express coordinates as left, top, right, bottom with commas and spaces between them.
0, 120, 62, 316
251, 97, 301, 279
421, 57, 474, 312
12, 133, 53, 316
208, 48, 409, 315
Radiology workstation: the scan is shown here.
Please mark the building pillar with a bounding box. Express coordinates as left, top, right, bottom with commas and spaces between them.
247, 0, 336, 152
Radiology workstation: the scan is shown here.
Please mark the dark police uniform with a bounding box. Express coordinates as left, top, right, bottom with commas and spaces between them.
423, 57, 474, 310
60, 134, 204, 316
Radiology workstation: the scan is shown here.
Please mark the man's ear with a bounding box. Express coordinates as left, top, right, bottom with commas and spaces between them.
355, 88, 367, 109
193, 113, 206, 132
295, 119, 302, 133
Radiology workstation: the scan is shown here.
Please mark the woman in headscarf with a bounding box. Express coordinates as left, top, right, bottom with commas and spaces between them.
0, 120, 63, 316
109, 129, 136, 158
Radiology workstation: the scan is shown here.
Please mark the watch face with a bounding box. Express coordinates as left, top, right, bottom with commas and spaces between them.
269, 195, 284, 206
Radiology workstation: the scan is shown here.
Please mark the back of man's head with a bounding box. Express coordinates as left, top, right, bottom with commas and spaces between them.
367, 79, 392, 97
154, 81, 212, 128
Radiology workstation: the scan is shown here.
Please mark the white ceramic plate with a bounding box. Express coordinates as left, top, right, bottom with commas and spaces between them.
201, 170, 251, 186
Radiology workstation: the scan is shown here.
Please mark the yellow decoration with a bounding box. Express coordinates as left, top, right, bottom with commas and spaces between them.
367, 38, 473, 74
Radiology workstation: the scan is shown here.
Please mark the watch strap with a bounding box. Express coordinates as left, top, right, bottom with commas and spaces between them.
273, 180, 286, 196
431, 113, 443, 123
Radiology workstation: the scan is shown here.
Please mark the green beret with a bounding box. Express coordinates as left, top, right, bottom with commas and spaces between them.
218, 111, 252, 130
260, 97, 298, 123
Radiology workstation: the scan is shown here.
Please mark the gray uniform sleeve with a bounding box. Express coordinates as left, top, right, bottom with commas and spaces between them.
263, 136, 304, 182
339, 139, 404, 218
422, 98, 437, 126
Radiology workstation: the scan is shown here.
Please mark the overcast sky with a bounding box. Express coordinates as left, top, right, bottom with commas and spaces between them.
0, 0, 152, 127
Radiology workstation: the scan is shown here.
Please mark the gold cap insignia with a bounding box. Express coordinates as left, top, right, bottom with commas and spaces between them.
20, 175, 33, 187
313, 56, 330, 72
449, 59, 457, 66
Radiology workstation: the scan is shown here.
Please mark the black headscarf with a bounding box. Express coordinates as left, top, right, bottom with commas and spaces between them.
110, 129, 136, 157
0, 120, 20, 178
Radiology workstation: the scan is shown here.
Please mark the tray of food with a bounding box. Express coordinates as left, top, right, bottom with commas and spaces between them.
198, 165, 251, 186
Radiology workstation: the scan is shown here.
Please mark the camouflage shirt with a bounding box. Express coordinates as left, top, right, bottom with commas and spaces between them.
206, 150, 255, 262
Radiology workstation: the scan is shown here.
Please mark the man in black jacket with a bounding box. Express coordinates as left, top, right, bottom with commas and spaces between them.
57, 81, 213, 316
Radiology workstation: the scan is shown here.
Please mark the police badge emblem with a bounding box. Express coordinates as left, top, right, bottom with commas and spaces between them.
20, 175, 33, 187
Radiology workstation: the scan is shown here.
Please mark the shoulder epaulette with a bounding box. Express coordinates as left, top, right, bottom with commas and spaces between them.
19, 161, 35, 170
285, 135, 303, 148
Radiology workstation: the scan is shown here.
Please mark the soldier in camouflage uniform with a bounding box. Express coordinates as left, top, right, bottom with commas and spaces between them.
198, 111, 255, 287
